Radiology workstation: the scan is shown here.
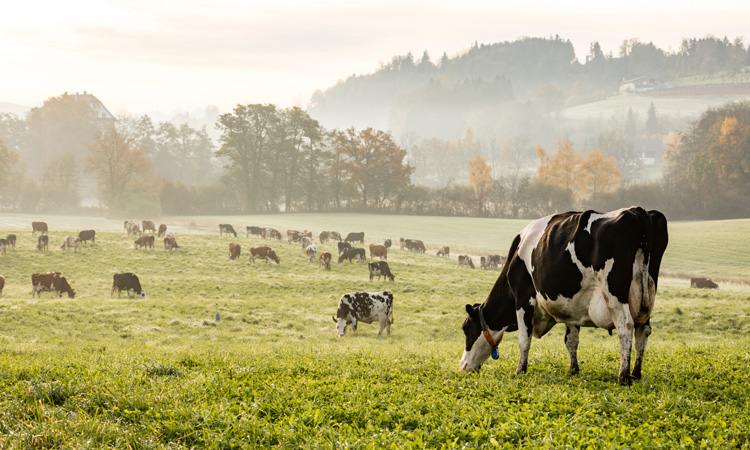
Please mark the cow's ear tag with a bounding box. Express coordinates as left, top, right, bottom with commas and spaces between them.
491, 347, 499, 360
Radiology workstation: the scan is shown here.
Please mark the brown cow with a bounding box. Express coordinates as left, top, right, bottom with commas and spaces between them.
690, 277, 719, 289
32, 221, 48, 236
31, 272, 76, 298
158, 224, 167, 237
329, 231, 342, 242
135, 235, 155, 249
164, 235, 180, 252
129, 223, 141, 237
319, 251, 332, 270
287, 230, 303, 243
437, 246, 450, 258
229, 243, 241, 260
250, 246, 280, 264
369, 244, 388, 261
142, 220, 156, 233
5, 234, 16, 250
303, 230, 313, 239
319, 231, 331, 243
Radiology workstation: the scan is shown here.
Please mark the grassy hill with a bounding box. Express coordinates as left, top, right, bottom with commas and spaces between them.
0, 214, 749, 446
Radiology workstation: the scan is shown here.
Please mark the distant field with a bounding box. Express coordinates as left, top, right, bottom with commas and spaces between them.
0, 215, 748, 447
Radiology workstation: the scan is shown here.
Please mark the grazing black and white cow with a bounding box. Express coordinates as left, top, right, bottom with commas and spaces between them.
111, 273, 146, 298
332, 291, 394, 336
368, 261, 395, 281
459, 207, 668, 386
384, 239, 392, 249
219, 224, 237, 237
37, 235, 49, 251
337, 241, 351, 256
338, 247, 366, 263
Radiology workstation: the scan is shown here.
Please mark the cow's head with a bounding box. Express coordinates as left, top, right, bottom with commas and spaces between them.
130, 289, 147, 299
67, 289, 76, 299
459, 303, 503, 373
331, 315, 351, 336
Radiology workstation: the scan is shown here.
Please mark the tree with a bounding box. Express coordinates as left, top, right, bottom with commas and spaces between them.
579, 150, 621, 201
645, 102, 659, 134
216, 104, 279, 212
468, 155, 494, 216
41, 153, 81, 210
332, 127, 414, 209
546, 138, 584, 198
0, 139, 21, 206
86, 126, 158, 213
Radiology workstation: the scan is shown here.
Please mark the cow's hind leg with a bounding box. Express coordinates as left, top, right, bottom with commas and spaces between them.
564, 325, 580, 375
631, 320, 652, 380
610, 302, 635, 386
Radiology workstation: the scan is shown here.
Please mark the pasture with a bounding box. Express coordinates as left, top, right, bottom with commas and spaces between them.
0, 213, 749, 448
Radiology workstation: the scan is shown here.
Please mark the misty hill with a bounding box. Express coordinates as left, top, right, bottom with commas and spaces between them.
308, 36, 750, 139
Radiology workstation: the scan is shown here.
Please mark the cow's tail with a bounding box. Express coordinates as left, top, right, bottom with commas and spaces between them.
390, 310, 394, 324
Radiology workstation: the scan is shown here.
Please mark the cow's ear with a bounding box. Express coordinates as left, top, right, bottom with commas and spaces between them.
331, 316, 337, 323
465, 304, 474, 315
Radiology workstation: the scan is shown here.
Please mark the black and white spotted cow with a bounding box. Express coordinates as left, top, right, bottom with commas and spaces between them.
459, 207, 668, 386
332, 291, 394, 337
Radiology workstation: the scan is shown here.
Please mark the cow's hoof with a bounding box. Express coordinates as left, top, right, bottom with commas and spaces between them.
618, 376, 633, 386
569, 367, 580, 375
631, 370, 642, 380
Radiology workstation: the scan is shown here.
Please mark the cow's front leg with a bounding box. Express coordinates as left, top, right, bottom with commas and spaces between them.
378, 318, 386, 335
352, 319, 358, 335
631, 320, 652, 380
515, 305, 533, 375
564, 325, 580, 375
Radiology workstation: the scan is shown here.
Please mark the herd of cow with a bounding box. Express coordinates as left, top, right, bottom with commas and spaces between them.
0, 207, 732, 385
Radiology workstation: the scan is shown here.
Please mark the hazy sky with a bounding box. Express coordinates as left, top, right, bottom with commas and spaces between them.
2, 0, 748, 115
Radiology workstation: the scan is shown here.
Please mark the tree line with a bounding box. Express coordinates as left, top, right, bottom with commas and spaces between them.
2, 94, 749, 220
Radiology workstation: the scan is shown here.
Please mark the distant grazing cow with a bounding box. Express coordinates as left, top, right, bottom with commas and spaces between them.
339, 247, 366, 263
337, 242, 351, 256
303, 230, 313, 239
384, 239, 392, 249
369, 244, 388, 261
332, 291, 394, 337
301, 236, 312, 249
319, 251, 332, 270
458, 255, 475, 269
247, 226, 263, 238
306, 244, 318, 262
129, 223, 141, 237
0, 239, 6, 256
369, 261, 395, 281
344, 232, 365, 244
31, 272, 75, 298
219, 224, 237, 237
134, 235, 155, 249
5, 234, 16, 250
287, 230, 303, 243
229, 243, 241, 260
459, 207, 668, 386
0, 274, 4, 296
112, 273, 146, 298
158, 224, 167, 237
142, 220, 156, 233
165, 231, 176, 239
163, 236, 180, 252
319, 231, 331, 243
32, 221, 48, 236
60, 236, 82, 253
124, 220, 132, 232
690, 277, 719, 289
78, 230, 96, 244
401, 238, 426, 252
487, 254, 505, 269
37, 235, 49, 251
329, 231, 342, 242
480, 256, 487, 269
266, 228, 283, 241
437, 246, 450, 258
250, 246, 280, 264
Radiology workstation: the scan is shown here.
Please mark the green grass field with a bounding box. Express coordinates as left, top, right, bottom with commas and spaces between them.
0, 214, 749, 448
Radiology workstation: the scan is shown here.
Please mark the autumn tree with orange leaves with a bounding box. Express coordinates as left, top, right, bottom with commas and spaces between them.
468, 154, 493, 216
